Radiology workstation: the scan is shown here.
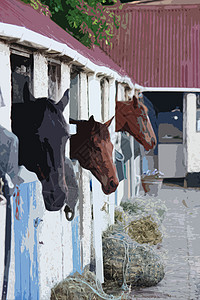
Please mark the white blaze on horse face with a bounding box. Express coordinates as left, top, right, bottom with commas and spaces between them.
91, 135, 118, 194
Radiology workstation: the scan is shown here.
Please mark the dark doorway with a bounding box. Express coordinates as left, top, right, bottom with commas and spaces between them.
10, 49, 33, 104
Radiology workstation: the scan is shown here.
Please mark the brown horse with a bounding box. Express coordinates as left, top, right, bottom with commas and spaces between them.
115, 96, 157, 151
70, 116, 119, 195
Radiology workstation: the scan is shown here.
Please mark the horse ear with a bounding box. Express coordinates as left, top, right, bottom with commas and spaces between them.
104, 116, 114, 128
23, 82, 36, 102
57, 89, 69, 111
88, 115, 96, 131
89, 115, 95, 124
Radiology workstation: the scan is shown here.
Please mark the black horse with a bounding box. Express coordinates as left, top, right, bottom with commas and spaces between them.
11, 84, 75, 217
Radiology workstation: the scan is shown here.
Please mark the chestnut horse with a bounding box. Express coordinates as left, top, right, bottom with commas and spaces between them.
70, 116, 119, 195
116, 96, 157, 151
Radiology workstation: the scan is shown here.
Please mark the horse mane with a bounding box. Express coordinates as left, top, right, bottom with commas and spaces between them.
93, 122, 109, 141
70, 118, 110, 141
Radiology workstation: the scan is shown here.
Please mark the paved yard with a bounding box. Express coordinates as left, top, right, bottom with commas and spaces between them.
129, 184, 200, 300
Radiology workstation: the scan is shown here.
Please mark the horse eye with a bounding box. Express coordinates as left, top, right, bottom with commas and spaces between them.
95, 146, 101, 151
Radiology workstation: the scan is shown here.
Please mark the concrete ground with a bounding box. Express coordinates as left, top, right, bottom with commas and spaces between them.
129, 183, 200, 300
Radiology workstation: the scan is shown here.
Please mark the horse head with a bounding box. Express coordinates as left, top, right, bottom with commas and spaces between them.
116, 96, 157, 151
11, 83, 70, 212
70, 116, 119, 195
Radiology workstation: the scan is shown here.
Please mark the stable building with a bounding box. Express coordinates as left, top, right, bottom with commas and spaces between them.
100, 3, 200, 186
0, 0, 137, 298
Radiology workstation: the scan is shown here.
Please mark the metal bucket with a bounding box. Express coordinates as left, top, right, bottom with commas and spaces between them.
141, 178, 163, 196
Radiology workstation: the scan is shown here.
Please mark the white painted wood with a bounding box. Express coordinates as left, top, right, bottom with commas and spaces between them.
88, 75, 101, 119
118, 83, 125, 101
185, 93, 200, 173
134, 156, 141, 196
158, 144, 186, 178
141, 86, 200, 92
61, 210, 73, 279
88, 74, 104, 283
109, 79, 116, 157
130, 136, 136, 198
69, 124, 77, 135
60, 63, 70, 157
0, 43, 12, 298
59, 62, 73, 279
0, 24, 135, 91
6, 196, 15, 300
33, 53, 64, 299
79, 72, 91, 270
33, 53, 48, 98
79, 167, 91, 268
92, 177, 104, 283
101, 78, 109, 122
115, 132, 124, 206
182, 94, 187, 172
100, 77, 116, 229
0, 42, 12, 131
108, 79, 116, 224
79, 72, 89, 119
36, 185, 63, 300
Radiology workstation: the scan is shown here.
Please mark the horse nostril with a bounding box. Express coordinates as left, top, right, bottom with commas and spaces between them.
110, 180, 116, 188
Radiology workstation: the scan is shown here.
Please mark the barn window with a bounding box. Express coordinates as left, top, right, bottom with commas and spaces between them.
196, 93, 200, 132
10, 48, 33, 103
70, 66, 80, 120
48, 59, 61, 101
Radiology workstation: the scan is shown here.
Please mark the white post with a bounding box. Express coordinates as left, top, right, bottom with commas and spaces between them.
60, 63, 70, 157
0, 42, 12, 131
79, 72, 91, 269
0, 42, 12, 298
33, 53, 48, 98
33, 53, 63, 299
60, 62, 73, 279
108, 78, 116, 224
88, 74, 104, 283
116, 83, 125, 205
186, 93, 200, 173
130, 136, 136, 197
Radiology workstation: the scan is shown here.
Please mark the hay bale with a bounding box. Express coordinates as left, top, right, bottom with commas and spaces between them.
121, 201, 145, 215
102, 225, 165, 288
51, 270, 101, 300
126, 216, 162, 245
114, 207, 163, 245
121, 197, 167, 225
51, 267, 127, 300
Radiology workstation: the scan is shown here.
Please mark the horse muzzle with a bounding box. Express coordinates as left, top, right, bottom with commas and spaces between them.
41, 176, 68, 211
102, 178, 119, 195
144, 136, 157, 152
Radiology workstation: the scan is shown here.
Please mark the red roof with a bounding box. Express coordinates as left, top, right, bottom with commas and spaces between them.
0, 0, 130, 80
100, 4, 200, 89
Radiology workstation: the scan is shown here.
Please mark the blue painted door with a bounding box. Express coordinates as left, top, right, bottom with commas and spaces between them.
13, 181, 39, 300
71, 215, 82, 275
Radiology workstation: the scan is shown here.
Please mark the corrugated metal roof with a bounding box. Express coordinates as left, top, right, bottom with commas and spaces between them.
129, 0, 200, 6
100, 4, 200, 89
0, 0, 130, 81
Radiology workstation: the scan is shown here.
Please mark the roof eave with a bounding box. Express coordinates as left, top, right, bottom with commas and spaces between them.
0, 22, 136, 91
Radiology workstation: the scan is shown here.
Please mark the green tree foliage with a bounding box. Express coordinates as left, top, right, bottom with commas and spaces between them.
20, 0, 123, 48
